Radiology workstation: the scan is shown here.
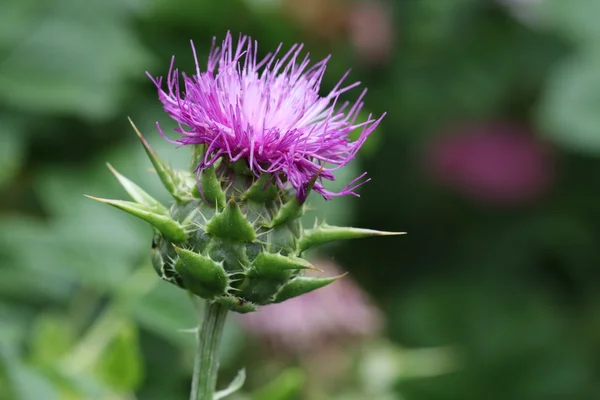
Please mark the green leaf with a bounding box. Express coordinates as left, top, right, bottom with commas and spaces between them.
0, 1, 151, 120
537, 51, 600, 153
95, 320, 143, 391
1, 346, 60, 400
29, 314, 75, 367
539, 0, 600, 45
252, 368, 305, 400
0, 120, 26, 187
130, 284, 196, 347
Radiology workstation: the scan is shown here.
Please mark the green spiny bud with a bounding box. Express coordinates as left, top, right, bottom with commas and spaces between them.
88, 119, 403, 313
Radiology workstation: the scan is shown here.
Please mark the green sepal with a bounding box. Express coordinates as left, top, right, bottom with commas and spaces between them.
300, 166, 322, 202
249, 252, 316, 278
173, 246, 228, 298
297, 223, 405, 253
86, 196, 187, 242
263, 163, 324, 227
229, 159, 252, 176
206, 197, 257, 243
106, 163, 167, 214
242, 174, 278, 203
198, 164, 226, 208
268, 198, 303, 228
190, 144, 205, 172
128, 118, 181, 201
273, 275, 342, 303
150, 246, 164, 278
213, 296, 257, 313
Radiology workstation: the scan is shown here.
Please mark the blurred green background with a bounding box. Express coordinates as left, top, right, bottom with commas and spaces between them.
2, 0, 600, 399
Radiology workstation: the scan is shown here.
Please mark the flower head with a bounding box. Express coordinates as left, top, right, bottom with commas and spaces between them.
149, 32, 384, 200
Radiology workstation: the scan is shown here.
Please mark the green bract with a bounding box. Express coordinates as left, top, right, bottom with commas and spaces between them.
88, 120, 401, 313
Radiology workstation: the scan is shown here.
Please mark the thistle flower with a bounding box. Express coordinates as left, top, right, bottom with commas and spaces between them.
148, 32, 384, 201
89, 33, 399, 315
88, 33, 400, 400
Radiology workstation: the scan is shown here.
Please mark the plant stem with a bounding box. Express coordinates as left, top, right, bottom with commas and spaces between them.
190, 300, 229, 400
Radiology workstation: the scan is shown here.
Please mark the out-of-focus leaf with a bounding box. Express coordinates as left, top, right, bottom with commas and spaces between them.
29, 314, 75, 367
95, 319, 143, 391
0, 120, 26, 188
251, 368, 305, 400
0, 302, 32, 347
130, 283, 196, 347
0, 0, 152, 120
537, 51, 600, 153
1, 346, 60, 400
538, 0, 600, 46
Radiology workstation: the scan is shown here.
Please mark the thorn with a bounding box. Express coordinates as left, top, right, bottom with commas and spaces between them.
307, 263, 324, 272
84, 194, 108, 202
171, 243, 183, 252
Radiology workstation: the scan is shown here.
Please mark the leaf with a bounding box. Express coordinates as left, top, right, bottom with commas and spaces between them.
252, 368, 305, 400
0, 0, 152, 120
537, 51, 600, 153
95, 320, 144, 391
29, 314, 76, 367
0, 119, 26, 187
538, 0, 600, 45
1, 346, 60, 400
130, 283, 196, 347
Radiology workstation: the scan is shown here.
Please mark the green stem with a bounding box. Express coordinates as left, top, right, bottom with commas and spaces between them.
190, 300, 229, 400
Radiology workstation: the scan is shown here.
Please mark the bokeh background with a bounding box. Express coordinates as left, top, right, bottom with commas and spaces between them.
2, 0, 600, 399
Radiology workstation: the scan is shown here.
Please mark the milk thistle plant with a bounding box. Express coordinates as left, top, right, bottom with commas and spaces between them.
89, 32, 400, 399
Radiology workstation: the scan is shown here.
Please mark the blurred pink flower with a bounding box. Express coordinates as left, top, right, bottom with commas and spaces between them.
238, 259, 383, 353
424, 123, 555, 206
346, 0, 395, 66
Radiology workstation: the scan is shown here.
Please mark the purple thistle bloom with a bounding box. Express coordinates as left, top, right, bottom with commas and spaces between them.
148, 32, 384, 200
